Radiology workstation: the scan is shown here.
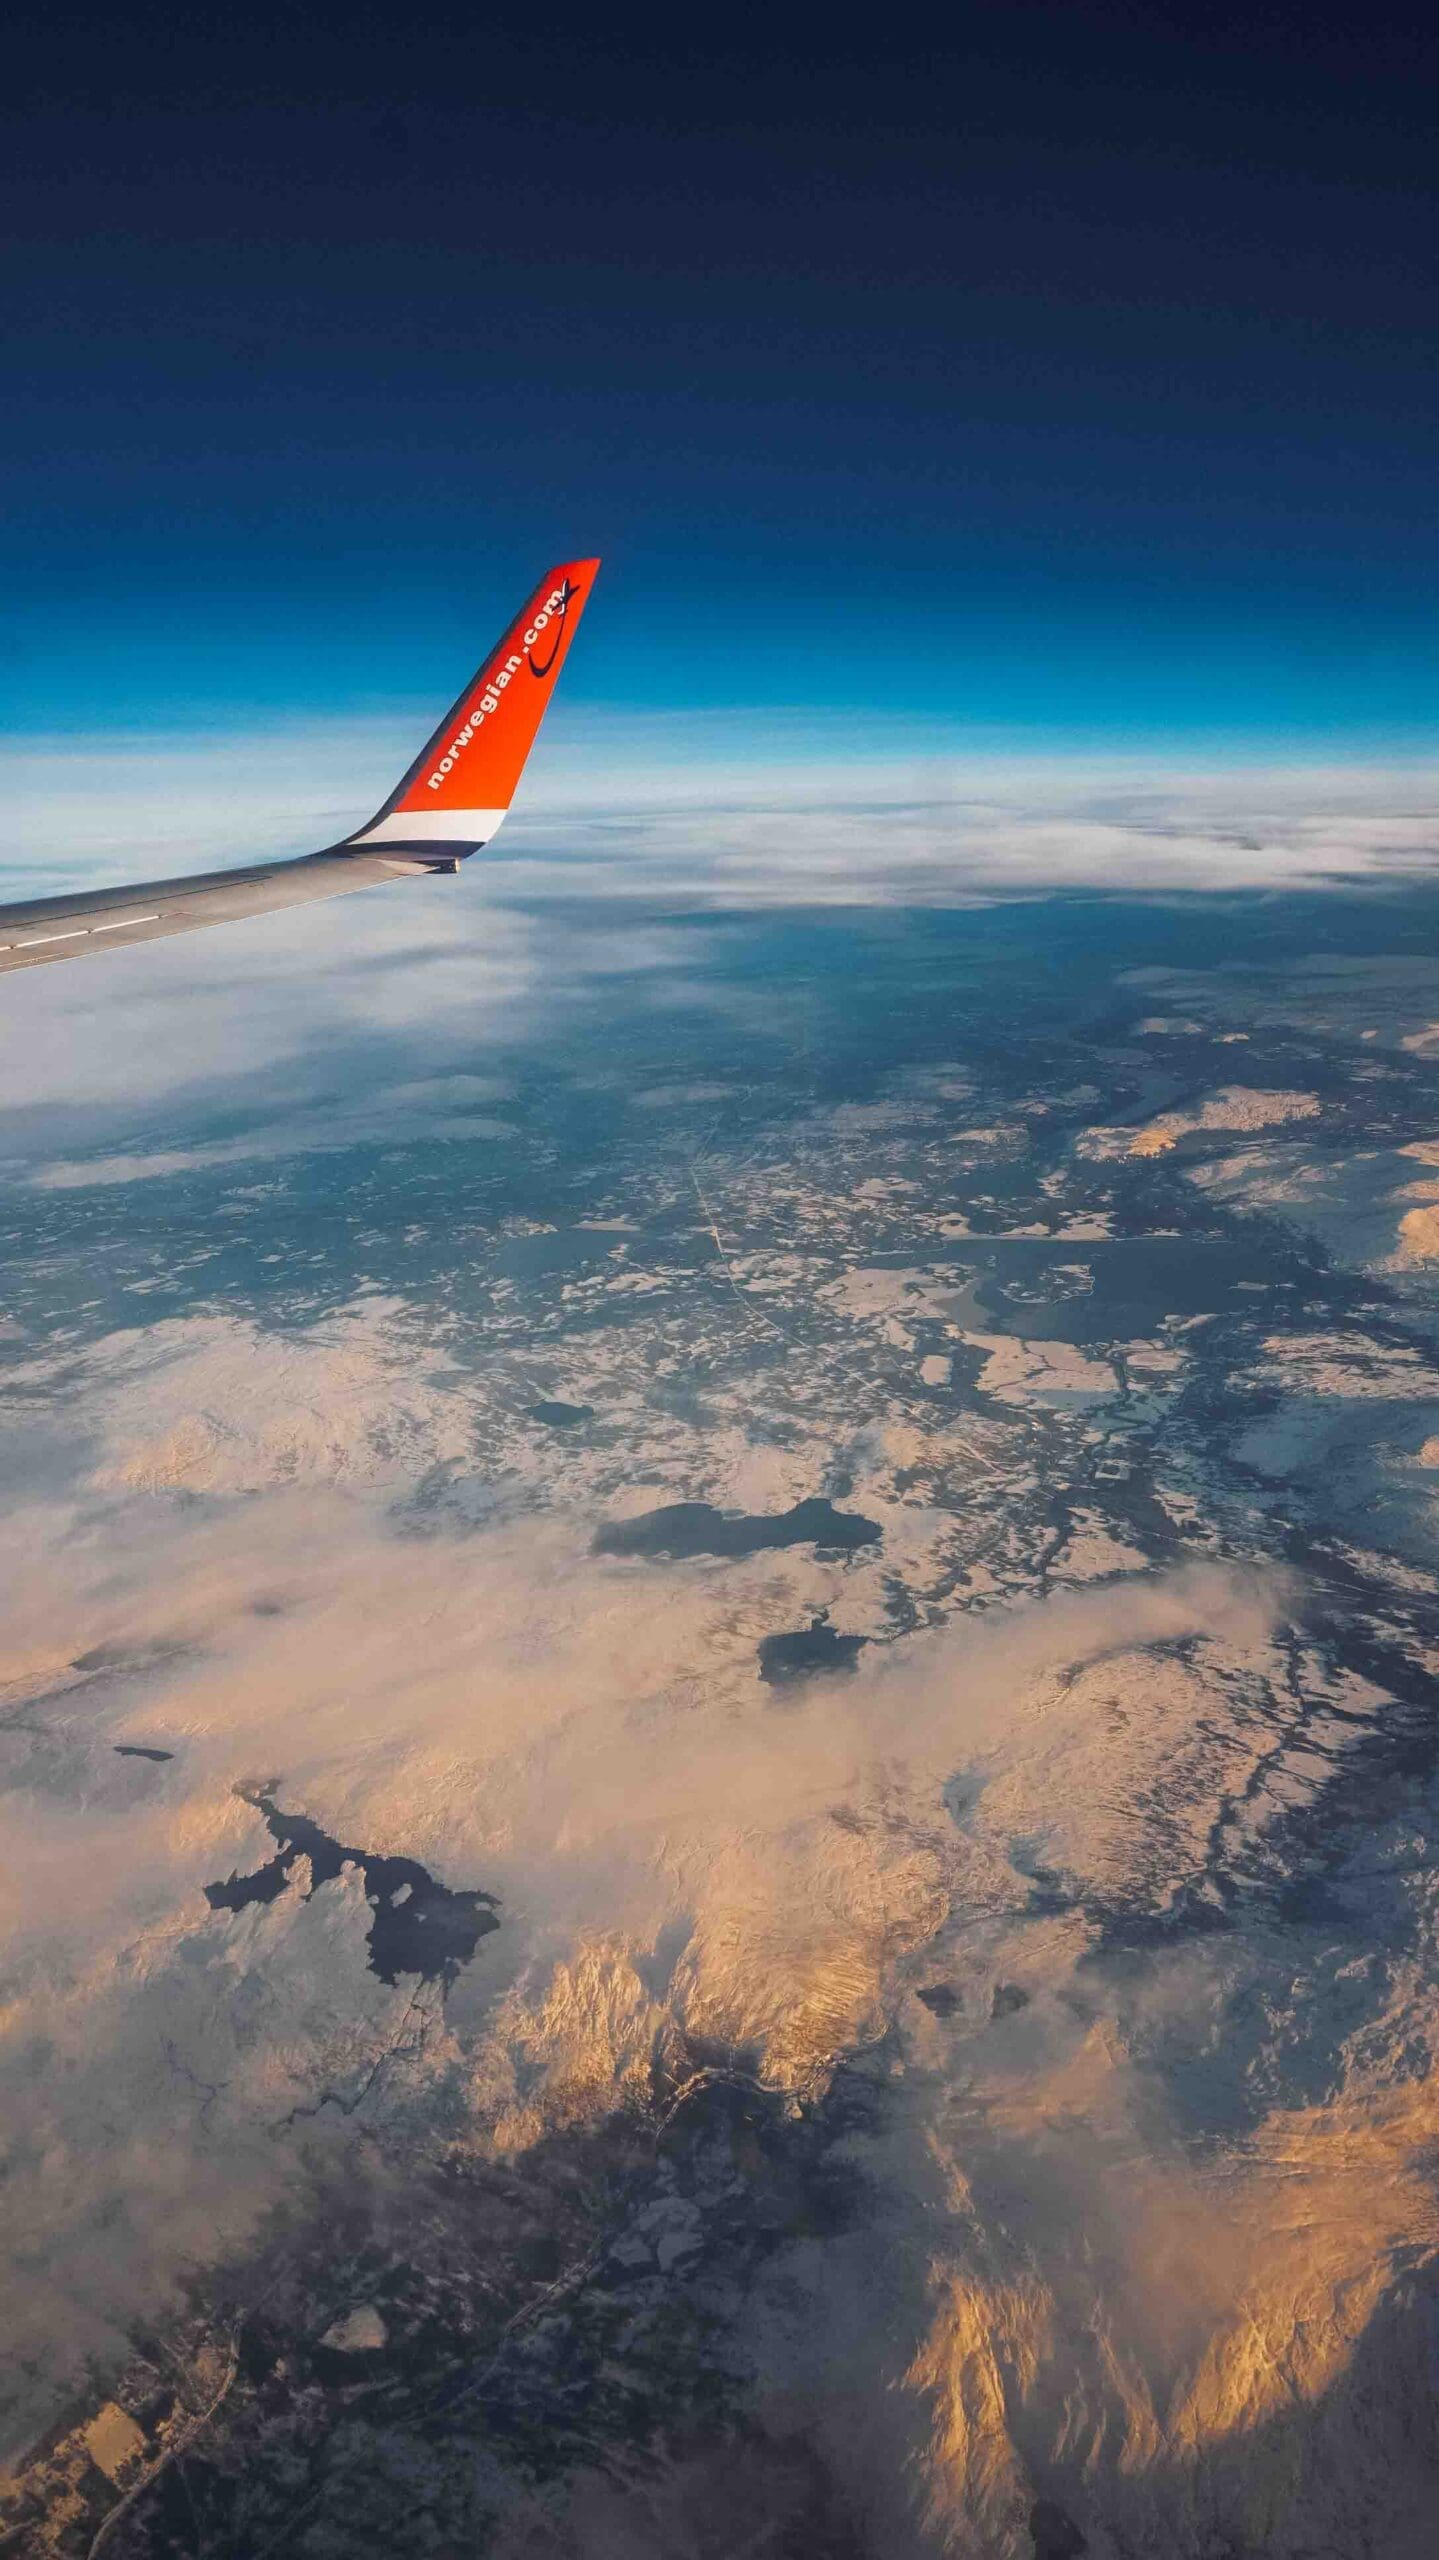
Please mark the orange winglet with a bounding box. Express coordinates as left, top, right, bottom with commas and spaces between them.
347, 557, 600, 852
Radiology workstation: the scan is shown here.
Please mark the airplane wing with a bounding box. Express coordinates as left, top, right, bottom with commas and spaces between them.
0, 556, 599, 977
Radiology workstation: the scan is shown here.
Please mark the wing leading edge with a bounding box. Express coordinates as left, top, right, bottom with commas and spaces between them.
0, 556, 599, 977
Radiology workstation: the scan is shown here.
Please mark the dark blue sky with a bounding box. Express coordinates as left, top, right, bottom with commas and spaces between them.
6, 3, 1437, 750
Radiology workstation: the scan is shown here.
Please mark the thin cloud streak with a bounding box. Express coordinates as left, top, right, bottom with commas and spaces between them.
6, 716, 1439, 904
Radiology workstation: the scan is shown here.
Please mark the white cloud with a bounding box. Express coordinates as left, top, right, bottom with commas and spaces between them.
0, 1294, 1286, 2456
4, 736, 1435, 1181
4, 1275, 1438, 2560
7, 713, 1439, 909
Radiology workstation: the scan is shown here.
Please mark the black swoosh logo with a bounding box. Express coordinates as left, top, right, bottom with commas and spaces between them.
529, 578, 578, 679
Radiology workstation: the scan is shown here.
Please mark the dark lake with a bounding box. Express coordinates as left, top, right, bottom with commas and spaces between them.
758, 1619, 868, 1689
205, 1790, 499, 1987
878, 1233, 1304, 1342
492, 1226, 633, 1280
594, 1496, 881, 1562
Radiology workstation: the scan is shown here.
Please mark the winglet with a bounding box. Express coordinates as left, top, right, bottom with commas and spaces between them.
345, 558, 600, 857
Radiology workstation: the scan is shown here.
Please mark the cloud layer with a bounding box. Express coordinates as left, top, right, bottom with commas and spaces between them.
0, 1326, 1287, 2460
6, 767, 1439, 2546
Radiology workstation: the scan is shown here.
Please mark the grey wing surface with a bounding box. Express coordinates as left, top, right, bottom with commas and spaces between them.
0, 850, 411, 976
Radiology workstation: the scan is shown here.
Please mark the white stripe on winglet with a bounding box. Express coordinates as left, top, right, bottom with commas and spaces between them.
91, 913, 161, 932
15, 928, 88, 947
346, 808, 508, 847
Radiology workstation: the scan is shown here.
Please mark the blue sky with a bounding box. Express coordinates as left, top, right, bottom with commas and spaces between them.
5, 6, 1438, 763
